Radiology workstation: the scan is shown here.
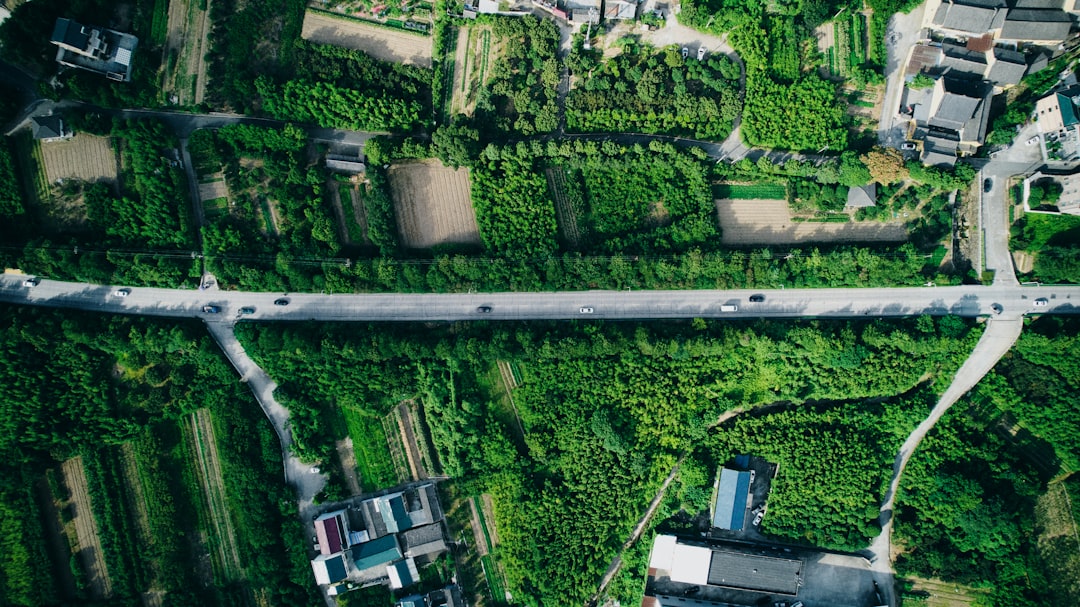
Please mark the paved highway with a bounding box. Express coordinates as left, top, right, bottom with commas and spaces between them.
4, 275, 1079, 322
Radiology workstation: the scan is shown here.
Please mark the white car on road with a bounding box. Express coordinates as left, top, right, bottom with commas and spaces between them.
113, 289, 130, 297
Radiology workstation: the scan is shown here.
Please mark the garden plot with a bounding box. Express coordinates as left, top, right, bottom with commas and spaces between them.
389, 159, 480, 249
185, 409, 244, 582
302, 10, 432, 67
161, 0, 213, 105
41, 134, 118, 185
61, 456, 112, 599
717, 198, 908, 245
450, 25, 498, 116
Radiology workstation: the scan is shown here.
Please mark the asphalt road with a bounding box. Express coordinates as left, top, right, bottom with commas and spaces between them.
4, 275, 1079, 321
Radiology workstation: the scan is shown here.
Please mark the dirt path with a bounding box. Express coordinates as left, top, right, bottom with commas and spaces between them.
867, 317, 1024, 606
188, 409, 244, 581
467, 498, 489, 557
193, 0, 212, 104
396, 402, 427, 479
61, 456, 112, 599
495, 361, 526, 439
335, 438, 363, 496
592, 456, 684, 603
327, 180, 352, 245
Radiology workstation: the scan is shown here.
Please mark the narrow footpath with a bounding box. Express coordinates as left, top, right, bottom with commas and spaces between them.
204, 320, 327, 516
866, 315, 1024, 606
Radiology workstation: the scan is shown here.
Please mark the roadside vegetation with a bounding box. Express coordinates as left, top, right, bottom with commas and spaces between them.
1011, 213, 1080, 284
236, 315, 980, 606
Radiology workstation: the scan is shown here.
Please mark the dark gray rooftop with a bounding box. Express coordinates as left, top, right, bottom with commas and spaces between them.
930, 93, 982, 130
1014, 0, 1064, 9
1000, 9, 1072, 41
932, 0, 1004, 32
706, 551, 802, 595
988, 48, 1028, 85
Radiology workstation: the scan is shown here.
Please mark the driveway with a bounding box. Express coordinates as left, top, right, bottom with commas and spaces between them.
878, 4, 927, 148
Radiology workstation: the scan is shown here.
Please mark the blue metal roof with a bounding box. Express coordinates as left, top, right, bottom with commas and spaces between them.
713, 468, 751, 530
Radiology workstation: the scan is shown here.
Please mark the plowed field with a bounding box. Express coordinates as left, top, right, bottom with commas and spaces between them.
41, 135, 117, 184
389, 160, 480, 249
716, 198, 907, 245
302, 11, 432, 67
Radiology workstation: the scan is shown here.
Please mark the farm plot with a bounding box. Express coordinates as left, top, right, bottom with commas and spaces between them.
328, 180, 370, 246
185, 408, 244, 582
717, 198, 908, 246
40, 134, 118, 185
389, 159, 480, 249
1034, 482, 1080, 602
818, 11, 868, 79
545, 167, 582, 248
161, 0, 213, 105
61, 456, 113, 599
302, 10, 433, 67
450, 26, 497, 116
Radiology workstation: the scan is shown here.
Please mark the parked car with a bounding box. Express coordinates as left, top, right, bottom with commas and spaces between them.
753, 510, 765, 526
238, 307, 256, 315
681, 47, 689, 59
113, 288, 130, 297
749, 294, 765, 303
476, 306, 492, 313
22, 277, 40, 287
697, 47, 706, 61
900, 142, 917, 150
579, 307, 594, 314
202, 305, 220, 314
274, 298, 290, 306
983, 177, 993, 193
1033, 298, 1048, 307
1026, 135, 1040, 146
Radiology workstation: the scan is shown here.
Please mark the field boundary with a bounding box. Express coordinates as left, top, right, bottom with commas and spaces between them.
61, 456, 113, 599
186, 409, 244, 582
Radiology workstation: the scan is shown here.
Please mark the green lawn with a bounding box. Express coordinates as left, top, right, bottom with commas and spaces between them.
1020, 213, 1080, 248
341, 407, 398, 491
713, 183, 787, 200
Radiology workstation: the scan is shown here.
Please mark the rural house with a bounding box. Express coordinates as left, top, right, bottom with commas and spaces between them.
30, 116, 72, 142
50, 18, 138, 82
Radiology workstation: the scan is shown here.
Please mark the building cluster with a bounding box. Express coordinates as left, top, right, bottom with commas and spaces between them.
49, 18, 138, 82
460, 0, 638, 22
901, 0, 1078, 165
309, 484, 449, 597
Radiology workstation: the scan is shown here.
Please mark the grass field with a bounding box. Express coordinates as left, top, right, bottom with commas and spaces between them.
1019, 213, 1080, 248
342, 407, 399, 491
713, 183, 787, 200
203, 197, 228, 218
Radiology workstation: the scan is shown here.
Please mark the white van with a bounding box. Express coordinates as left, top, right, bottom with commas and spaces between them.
720, 304, 738, 312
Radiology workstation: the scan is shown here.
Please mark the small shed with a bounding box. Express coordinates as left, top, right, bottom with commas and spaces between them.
846, 183, 877, 208
311, 553, 350, 585
387, 558, 420, 590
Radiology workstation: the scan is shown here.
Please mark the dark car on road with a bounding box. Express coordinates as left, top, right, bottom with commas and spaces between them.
749, 294, 765, 302
476, 306, 492, 313
983, 178, 993, 193
238, 307, 256, 315
274, 298, 289, 306
202, 305, 220, 314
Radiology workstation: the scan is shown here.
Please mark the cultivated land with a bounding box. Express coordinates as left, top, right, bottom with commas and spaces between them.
161, 0, 213, 105
545, 167, 582, 248
61, 456, 112, 599
301, 10, 433, 67
40, 134, 118, 185
186, 408, 243, 582
1035, 481, 1080, 601
450, 25, 497, 116
716, 198, 908, 245
389, 159, 481, 249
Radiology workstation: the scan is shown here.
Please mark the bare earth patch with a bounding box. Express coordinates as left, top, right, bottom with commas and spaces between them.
716, 198, 908, 245
302, 11, 432, 67
161, 0, 212, 104
389, 159, 480, 249
335, 438, 363, 497
61, 456, 112, 599
41, 135, 118, 185
197, 178, 228, 202
1012, 250, 1034, 274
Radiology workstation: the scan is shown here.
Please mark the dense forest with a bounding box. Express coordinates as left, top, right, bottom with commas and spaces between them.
237, 315, 981, 606
895, 317, 1080, 606
566, 40, 742, 140
473, 16, 561, 136
0, 305, 317, 606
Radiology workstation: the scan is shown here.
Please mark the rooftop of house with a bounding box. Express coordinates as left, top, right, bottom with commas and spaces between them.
987, 47, 1028, 85
353, 534, 403, 572
50, 18, 138, 81
940, 43, 989, 77
311, 553, 350, 586
1000, 9, 1072, 41
932, 0, 1006, 33
31, 116, 66, 140
846, 183, 877, 208
387, 558, 419, 590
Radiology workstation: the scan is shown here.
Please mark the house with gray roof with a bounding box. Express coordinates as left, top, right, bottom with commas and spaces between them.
987, 47, 1028, 86
360, 484, 443, 539
846, 184, 878, 208
999, 9, 1072, 44
914, 78, 991, 164
401, 523, 448, 560
940, 43, 989, 78
30, 116, 71, 142
931, 0, 1007, 34
50, 18, 138, 82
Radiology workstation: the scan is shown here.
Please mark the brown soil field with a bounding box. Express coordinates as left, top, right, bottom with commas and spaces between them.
187, 409, 244, 581
197, 178, 228, 202
61, 456, 112, 599
302, 11, 432, 67
390, 160, 480, 249
716, 198, 908, 245
1013, 250, 1034, 274
396, 402, 427, 480
905, 577, 990, 607
335, 438, 363, 496
41, 135, 118, 185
